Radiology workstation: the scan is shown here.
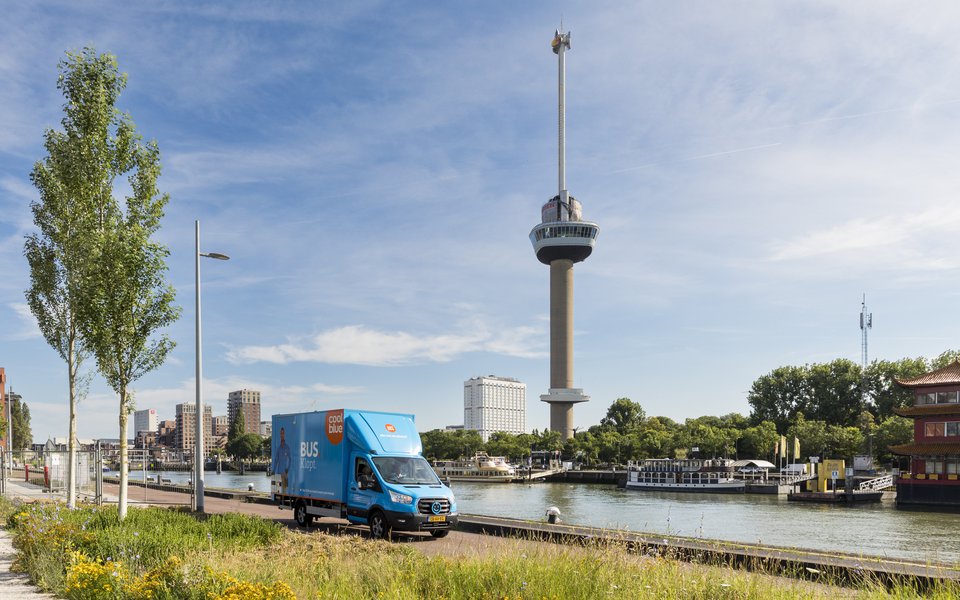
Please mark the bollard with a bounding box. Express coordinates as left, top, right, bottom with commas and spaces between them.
545, 506, 561, 524
25, 464, 29, 482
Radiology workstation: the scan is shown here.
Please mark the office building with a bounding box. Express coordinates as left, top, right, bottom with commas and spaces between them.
133, 408, 158, 435
464, 376, 526, 442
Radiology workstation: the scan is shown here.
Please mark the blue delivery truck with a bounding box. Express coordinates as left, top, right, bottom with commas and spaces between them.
271, 409, 458, 539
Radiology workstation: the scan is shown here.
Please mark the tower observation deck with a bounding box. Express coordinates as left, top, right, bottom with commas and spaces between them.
529, 29, 599, 440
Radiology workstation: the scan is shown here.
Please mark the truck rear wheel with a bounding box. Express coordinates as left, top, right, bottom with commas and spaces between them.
294, 501, 313, 527
369, 510, 392, 540
430, 529, 449, 538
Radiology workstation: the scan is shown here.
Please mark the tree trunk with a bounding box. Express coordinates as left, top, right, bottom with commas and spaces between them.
66, 334, 77, 509
118, 386, 128, 520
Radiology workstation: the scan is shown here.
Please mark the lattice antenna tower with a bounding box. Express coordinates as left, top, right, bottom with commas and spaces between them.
860, 294, 872, 373
860, 294, 873, 413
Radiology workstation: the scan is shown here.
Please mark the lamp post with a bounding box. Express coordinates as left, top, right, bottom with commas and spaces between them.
195, 220, 229, 513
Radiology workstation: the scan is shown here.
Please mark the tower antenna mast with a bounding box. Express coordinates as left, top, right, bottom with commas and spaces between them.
860, 294, 872, 377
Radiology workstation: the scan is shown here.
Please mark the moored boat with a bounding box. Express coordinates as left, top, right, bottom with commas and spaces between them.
432, 452, 517, 482
625, 458, 746, 493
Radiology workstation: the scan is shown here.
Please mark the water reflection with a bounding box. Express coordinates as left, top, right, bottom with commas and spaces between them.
451, 481, 960, 564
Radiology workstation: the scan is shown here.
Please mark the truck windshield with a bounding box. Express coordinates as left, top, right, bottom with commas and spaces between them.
372, 456, 441, 485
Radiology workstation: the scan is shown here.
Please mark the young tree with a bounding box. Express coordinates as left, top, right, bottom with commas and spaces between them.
228, 410, 245, 445
24, 49, 125, 508
68, 48, 180, 521
10, 395, 33, 452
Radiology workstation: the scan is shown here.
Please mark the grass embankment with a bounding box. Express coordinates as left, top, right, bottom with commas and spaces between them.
0, 497, 956, 599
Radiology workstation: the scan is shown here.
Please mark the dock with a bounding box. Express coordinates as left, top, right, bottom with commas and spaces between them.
788, 490, 884, 504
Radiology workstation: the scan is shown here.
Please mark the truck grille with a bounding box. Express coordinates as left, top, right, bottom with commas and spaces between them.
418, 498, 451, 515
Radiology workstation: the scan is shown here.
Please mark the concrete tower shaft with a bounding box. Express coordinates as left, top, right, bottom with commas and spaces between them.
550, 259, 574, 389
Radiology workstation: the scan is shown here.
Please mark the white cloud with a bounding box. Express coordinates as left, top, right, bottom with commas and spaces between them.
6, 303, 40, 341
226, 322, 547, 367
769, 206, 960, 263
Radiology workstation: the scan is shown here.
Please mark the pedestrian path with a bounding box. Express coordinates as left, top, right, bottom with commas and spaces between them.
0, 480, 60, 598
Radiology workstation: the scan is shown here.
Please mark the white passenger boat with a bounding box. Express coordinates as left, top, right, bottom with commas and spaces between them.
432, 452, 517, 482
625, 458, 746, 493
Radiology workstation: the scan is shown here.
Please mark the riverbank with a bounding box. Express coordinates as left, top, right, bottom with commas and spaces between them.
79, 480, 960, 588
0, 489, 902, 599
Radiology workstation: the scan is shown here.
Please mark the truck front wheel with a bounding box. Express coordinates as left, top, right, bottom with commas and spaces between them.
369, 510, 392, 540
294, 501, 313, 527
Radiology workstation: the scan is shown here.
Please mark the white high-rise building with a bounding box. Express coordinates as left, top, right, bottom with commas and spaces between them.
133, 408, 158, 435
464, 376, 526, 442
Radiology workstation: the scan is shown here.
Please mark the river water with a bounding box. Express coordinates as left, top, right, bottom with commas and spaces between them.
122, 471, 960, 564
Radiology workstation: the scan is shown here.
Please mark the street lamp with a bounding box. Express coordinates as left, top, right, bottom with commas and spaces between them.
195, 220, 229, 513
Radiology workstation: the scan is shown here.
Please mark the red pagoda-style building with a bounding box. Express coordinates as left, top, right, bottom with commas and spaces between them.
891, 360, 960, 509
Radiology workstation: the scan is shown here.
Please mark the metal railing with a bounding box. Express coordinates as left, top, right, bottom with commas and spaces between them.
858, 474, 894, 491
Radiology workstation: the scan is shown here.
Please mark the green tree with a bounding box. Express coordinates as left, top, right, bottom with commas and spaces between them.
229, 410, 245, 444
228, 433, 264, 467
827, 425, 865, 460
785, 413, 830, 459
25, 48, 133, 509
864, 358, 928, 419
261, 435, 272, 459
805, 359, 864, 427
484, 432, 532, 463
739, 421, 779, 460
69, 49, 180, 520
600, 398, 646, 435
931, 350, 960, 370
10, 394, 33, 451
747, 365, 809, 431
636, 417, 677, 459
594, 430, 624, 464
873, 416, 913, 467
420, 429, 483, 460
530, 429, 563, 452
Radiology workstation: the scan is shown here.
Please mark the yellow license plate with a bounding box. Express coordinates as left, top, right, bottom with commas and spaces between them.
428, 515, 446, 522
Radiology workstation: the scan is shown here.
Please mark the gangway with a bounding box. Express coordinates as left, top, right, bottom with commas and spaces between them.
515, 468, 566, 482
858, 474, 894, 491
777, 473, 817, 486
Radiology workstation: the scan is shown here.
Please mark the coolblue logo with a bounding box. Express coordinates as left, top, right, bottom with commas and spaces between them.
431, 501, 442, 515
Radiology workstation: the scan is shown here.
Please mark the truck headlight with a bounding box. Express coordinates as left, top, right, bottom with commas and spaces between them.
389, 490, 413, 505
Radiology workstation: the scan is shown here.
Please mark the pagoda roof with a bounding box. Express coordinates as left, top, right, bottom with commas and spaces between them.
895, 360, 960, 388
894, 404, 960, 418
889, 441, 960, 457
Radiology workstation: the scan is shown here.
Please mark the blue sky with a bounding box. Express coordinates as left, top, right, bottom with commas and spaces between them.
3, 2, 960, 443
